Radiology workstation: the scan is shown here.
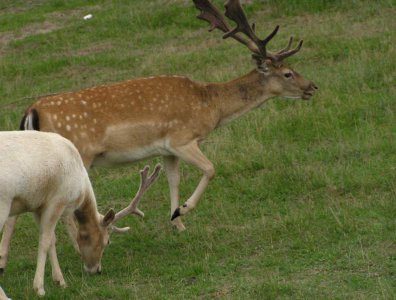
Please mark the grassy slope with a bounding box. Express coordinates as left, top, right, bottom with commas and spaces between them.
0, 0, 395, 299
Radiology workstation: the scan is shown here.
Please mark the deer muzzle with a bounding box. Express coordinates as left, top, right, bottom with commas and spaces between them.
84, 263, 102, 274
302, 82, 318, 100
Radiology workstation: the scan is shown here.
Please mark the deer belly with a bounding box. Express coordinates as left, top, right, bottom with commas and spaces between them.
92, 144, 170, 167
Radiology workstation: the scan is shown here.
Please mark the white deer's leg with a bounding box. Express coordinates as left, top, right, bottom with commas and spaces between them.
63, 215, 80, 254
0, 286, 10, 300
48, 234, 66, 288
0, 216, 17, 272
170, 141, 214, 220
33, 205, 64, 297
163, 156, 185, 231
34, 213, 67, 288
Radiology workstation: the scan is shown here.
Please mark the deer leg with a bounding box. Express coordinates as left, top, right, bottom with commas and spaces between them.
0, 216, 17, 273
170, 141, 214, 220
62, 215, 80, 254
33, 205, 65, 296
163, 156, 186, 231
48, 234, 66, 288
33, 213, 67, 288
0, 286, 9, 300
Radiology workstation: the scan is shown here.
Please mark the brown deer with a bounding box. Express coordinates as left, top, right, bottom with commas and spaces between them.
10, 0, 316, 236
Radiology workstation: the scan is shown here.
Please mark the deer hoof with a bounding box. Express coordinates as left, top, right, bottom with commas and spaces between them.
35, 287, 45, 297
0, 268, 4, 275
54, 278, 67, 288
171, 208, 180, 221
171, 219, 186, 231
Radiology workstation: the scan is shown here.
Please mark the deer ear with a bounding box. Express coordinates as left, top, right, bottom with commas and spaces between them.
101, 209, 115, 227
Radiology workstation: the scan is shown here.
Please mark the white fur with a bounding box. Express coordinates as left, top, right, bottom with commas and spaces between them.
0, 131, 93, 296
0, 286, 10, 300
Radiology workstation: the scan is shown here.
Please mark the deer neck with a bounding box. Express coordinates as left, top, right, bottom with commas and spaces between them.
74, 191, 100, 231
207, 69, 273, 127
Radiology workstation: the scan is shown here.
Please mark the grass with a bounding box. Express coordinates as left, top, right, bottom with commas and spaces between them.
0, 0, 395, 299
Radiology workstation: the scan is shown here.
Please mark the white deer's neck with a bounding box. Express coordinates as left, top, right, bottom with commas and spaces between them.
206, 70, 273, 127
74, 190, 100, 228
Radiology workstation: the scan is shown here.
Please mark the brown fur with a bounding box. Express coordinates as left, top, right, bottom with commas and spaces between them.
23, 57, 317, 231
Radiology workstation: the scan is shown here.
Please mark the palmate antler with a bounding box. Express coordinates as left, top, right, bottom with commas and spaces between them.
111, 164, 161, 233
193, 0, 303, 62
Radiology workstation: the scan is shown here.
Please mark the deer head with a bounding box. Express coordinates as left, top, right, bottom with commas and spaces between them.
194, 0, 318, 100
75, 164, 161, 274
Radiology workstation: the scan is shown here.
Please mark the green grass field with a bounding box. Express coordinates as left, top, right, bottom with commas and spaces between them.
0, 0, 395, 299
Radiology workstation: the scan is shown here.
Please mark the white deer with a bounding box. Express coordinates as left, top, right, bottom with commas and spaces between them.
0, 131, 160, 296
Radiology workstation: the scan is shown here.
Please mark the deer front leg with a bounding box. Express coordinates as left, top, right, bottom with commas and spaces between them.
163, 156, 186, 231
33, 206, 64, 296
0, 216, 17, 273
48, 234, 66, 288
170, 141, 214, 220
0, 286, 10, 300
33, 213, 66, 289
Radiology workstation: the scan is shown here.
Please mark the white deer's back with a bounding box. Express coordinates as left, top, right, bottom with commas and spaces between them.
0, 131, 90, 215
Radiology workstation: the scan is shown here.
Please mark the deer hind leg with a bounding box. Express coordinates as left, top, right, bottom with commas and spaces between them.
163, 156, 186, 231
33, 204, 65, 296
170, 141, 214, 220
0, 216, 17, 273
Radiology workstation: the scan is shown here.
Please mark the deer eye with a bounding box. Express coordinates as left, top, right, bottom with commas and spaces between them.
284, 72, 293, 78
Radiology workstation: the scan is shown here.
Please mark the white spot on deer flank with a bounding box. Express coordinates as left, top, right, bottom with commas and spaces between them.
66, 125, 71, 131
81, 100, 87, 105
66, 116, 70, 121
57, 122, 62, 128
80, 132, 88, 138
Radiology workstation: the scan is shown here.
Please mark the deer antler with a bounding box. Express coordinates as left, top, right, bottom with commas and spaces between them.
111, 164, 161, 233
193, 0, 253, 49
193, 0, 303, 62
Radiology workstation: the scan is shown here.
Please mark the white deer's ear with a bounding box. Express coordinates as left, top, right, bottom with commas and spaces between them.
101, 209, 115, 227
